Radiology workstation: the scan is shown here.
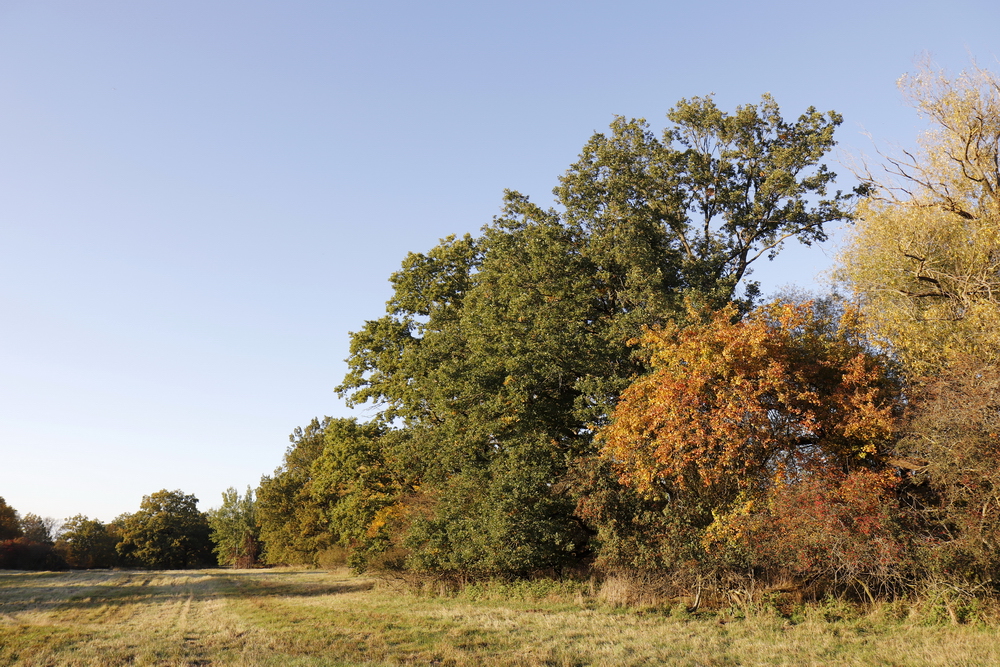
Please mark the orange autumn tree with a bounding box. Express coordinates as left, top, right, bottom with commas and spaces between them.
596, 300, 907, 586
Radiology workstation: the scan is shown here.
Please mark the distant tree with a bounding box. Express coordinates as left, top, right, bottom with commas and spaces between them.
0, 510, 66, 570
208, 487, 260, 569
0, 496, 22, 540
0, 538, 66, 570
56, 515, 120, 569
116, 490, 214, 569
19, 513, 57, 545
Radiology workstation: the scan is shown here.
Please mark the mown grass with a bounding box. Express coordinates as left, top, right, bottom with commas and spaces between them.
1, 568, 999, 666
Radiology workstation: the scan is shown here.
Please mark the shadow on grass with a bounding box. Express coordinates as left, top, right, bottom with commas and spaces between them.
217, 569, 376, 601
0, 569, 375, 617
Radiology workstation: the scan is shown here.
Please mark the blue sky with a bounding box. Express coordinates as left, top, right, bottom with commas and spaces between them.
1, 0, 997, 523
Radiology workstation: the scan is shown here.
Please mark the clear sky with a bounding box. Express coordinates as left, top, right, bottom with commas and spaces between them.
1, 0, 997, 523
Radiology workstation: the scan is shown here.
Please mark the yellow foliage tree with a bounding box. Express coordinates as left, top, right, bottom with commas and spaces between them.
837, 61, 1000, 376
599, 301, 900, 505
595, 300, 906, 581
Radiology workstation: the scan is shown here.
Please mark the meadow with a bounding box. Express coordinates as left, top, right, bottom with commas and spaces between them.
1, 568, 998, 666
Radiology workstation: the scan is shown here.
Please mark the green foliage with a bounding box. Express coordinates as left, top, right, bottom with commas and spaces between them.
208, 487, 259, 569
257, 417, 352, 565
256, 418, 335, 565
557, 95, 853, 308
308, 418, 407, 570
116, 490, 213, 569
256, 417, 403, 569
56, 515, 119, 569
19, 514, 56, 545
0, 496, 22, 541
572, 455, 707, 572
328, 94, 853, 577
402, 441, 587, 575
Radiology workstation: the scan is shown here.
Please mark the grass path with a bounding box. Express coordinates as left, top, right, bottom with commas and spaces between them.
1, 568, 999, 666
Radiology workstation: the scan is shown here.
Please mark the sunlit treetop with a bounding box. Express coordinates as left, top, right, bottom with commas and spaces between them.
599, 300, 903, 498
838, 61, 1000, 376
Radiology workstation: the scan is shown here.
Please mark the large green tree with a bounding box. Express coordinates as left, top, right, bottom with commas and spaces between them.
334, 95, 856, 575
255, 417, 405, 569
116, 490, 213, 569
308, 418, 406, 570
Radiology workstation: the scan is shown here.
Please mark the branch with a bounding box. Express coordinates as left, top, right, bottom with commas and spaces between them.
888, 457, 929, 471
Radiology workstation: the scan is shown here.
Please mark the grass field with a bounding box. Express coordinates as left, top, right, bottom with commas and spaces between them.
1, 568, 999, 666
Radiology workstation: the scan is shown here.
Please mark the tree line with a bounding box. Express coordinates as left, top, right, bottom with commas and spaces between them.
249, 62, 1000, 602
0, 488, 256, 571
6, 62, 1000, 606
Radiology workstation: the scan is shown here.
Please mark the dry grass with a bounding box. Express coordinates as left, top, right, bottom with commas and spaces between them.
1, 567, 999, 666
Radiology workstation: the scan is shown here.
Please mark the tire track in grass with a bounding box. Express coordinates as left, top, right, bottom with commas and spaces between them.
174, 592, 193, 633
175, 589, 210, 665
57, 572, 159, 627
169, 573, 243, 666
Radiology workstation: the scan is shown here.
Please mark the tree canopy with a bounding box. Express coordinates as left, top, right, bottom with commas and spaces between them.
116, 490, 213, 569
833, 61, 1000, 594
208, 487, 260, 569
257, 418, 339, 566
837, 62, 1000, 376
234, 61, 1000, 599
56, 516, 120, 569
19, 514, 56, 545
600, 301, 901, 497
594, 299, 906, 583
324, 94, 855, 575
0, 496, 22, 541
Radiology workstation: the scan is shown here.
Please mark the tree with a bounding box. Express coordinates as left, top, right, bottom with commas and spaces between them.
116, 490, 213, 569
208, 487, 260, 569
0, 538, 66, 570
309, 418, 407, 570
833, 61, 1000, 597
255, 417, 407, 570
595, 300, 905, 585
0, 496, 22, 541
895, 356, 1000, 590
556, 95, 854, 307
837, 62, 1000, 376
19, 513, 57, 545
56, 516, 120, 569
0, 502, 66, 570
336, 96, 858, 575
256, 418, 336, 565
